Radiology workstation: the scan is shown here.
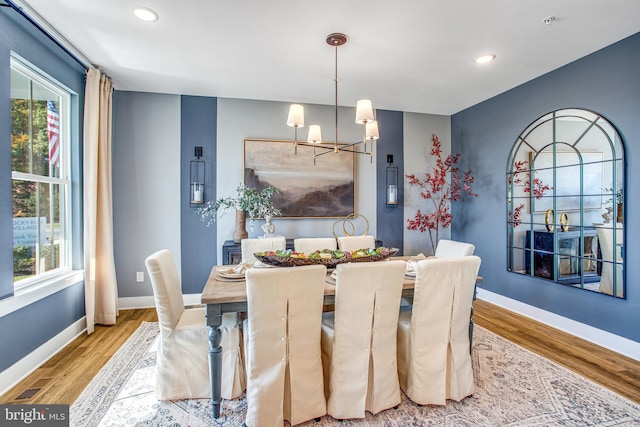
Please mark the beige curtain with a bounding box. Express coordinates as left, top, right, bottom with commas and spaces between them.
83, 68, 118, 334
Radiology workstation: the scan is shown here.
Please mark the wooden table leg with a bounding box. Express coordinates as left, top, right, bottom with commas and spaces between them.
206, 304, 223, 418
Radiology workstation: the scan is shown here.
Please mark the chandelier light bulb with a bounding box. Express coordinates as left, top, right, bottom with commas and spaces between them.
307, 125, 322, 144
287, 104, 304, 128
355, 99, 375, 124
366, 121, 379, 141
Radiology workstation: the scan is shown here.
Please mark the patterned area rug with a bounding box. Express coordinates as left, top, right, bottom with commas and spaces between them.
71, 322, 640, 426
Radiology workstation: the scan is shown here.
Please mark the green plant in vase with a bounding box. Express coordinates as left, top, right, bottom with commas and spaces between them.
197, 184, 281, 234
603, 185, 623, 223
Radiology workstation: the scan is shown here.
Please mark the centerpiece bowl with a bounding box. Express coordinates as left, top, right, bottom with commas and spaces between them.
254, 247, 399, 268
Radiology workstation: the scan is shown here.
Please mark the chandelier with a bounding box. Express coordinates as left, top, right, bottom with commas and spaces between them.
286, 33, 379, 164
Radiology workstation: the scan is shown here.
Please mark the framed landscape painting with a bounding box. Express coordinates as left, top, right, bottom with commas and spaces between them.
244, 139, 355, 217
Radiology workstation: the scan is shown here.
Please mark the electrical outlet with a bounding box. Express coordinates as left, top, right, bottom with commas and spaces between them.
136, 271, 144, 282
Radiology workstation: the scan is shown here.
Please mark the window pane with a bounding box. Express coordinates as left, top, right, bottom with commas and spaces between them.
10, 68, 61, 178
12, 182, 62, 281
11, 57, 70, 288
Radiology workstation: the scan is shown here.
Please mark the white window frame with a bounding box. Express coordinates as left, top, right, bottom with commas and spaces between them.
10, 54, 73, 292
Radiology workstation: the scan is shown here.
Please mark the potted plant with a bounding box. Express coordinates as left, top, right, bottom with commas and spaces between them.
197, 184, 281, 241
406, 134, 478, 255
603, 186, 623, 223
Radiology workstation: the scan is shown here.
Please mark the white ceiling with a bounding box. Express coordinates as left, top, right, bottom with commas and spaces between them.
15, 0, 640, 115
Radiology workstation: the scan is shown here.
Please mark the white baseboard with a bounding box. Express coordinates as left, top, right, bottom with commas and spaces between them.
0, 317, 86, 397
117, 295, 155, 309
117, 293, 202, 310
477, 288, 640, 361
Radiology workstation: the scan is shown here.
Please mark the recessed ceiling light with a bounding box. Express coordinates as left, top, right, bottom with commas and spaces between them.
133, 7, 158, 22
475, 54, 496, 64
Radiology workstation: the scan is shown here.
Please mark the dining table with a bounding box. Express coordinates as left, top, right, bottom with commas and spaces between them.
200, 257, 481, 419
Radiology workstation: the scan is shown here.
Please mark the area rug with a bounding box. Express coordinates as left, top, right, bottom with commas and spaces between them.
71, 322, 640, 426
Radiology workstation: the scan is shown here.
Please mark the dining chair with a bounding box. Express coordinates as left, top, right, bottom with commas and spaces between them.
145, 249, 245, 400
241, 236, 286, 264
433, 238, 476, 349
397, 256, 481, 405
336, 235, 376, 252
293, 237, 337, 253
243, 264, 327, 426
321, 260, 406, 419
434, 239, 475, 258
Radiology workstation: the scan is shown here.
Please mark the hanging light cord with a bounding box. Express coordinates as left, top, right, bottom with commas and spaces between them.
334, 42, 339, 153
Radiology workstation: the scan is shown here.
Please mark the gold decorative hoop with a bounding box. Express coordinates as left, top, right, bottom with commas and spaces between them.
545, 209, 554, 232
332, 213, 370, 238
559, 212, 569, 232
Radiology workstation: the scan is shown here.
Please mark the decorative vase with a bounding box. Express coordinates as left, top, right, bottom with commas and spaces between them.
262, 215, 276, 237
617, 203, 623, 223
233, 210, 248, 242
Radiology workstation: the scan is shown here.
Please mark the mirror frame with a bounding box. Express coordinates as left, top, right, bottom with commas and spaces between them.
506, 108, 625, 298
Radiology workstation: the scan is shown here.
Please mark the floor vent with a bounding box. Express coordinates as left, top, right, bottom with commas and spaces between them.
15, 388, 40, 400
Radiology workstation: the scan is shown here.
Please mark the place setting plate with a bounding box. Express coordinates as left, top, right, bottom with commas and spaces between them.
215, 266, 247, 281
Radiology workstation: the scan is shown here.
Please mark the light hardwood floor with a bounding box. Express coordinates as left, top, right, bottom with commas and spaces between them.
1, 300, 639, 406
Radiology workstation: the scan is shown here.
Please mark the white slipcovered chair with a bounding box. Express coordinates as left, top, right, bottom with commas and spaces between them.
145, 249, 245, 400
397, 256, 481, 405
243, 265, 327, 426
434, 239, 475, 258
241, 236, 286, 264
294, 237, 337, 253
433, 238, 477, 349
336, 235, 376, 252
595, 225, 624, 297
321, 260, 406, 419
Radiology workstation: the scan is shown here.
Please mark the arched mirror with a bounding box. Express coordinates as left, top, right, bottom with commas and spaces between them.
506, 109, 625, 298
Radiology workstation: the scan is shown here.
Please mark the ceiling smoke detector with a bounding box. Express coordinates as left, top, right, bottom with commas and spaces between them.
542, 16, 556, 25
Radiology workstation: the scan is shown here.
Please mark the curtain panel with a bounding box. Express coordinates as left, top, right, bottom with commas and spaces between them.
83, 68, 118, 334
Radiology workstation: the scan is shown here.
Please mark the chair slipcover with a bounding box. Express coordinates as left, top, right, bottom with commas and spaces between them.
336, 235, 376, 252
434, 239, 475, 258
595, 226, 624, 297
145, 249, 245, 400
241, 236, 287, 264
397, 256, 481, 405
293, 237, 337, 253
321, 261, 406, 419
243, 265, 327, 427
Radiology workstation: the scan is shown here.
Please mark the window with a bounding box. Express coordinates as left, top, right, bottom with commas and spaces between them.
11, 56, 72, 290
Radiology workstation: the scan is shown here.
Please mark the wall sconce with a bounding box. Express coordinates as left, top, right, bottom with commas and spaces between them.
386, 154, 398, 207
190, 146, 205, 206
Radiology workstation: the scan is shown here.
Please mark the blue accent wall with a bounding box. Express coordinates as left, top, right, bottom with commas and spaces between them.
0, 284, 85, 371
451, 32, 640, 342
376, 109, 404, 253
0, 7, 86, 372
180, 96, 218, 294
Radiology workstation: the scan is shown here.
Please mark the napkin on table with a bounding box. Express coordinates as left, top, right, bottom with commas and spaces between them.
406, 253, 427, 273
232, 262, 252, 274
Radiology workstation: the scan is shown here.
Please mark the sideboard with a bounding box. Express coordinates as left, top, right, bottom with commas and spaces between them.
222, 238, 383, 265
524, 228, 599, 285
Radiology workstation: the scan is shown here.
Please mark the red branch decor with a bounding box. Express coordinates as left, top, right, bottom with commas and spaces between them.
507, 160, 552, 227
406, 134, 477, 254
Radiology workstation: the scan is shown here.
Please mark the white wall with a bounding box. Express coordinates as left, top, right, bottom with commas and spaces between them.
216, 98, 377, 264
403, 112, 451, 256
112, 91, 182, 297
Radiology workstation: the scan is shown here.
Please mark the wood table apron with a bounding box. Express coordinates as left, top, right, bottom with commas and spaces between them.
200, 264, 417, 419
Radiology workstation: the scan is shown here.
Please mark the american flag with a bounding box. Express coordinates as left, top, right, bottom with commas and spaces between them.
47, 101, 60, 167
